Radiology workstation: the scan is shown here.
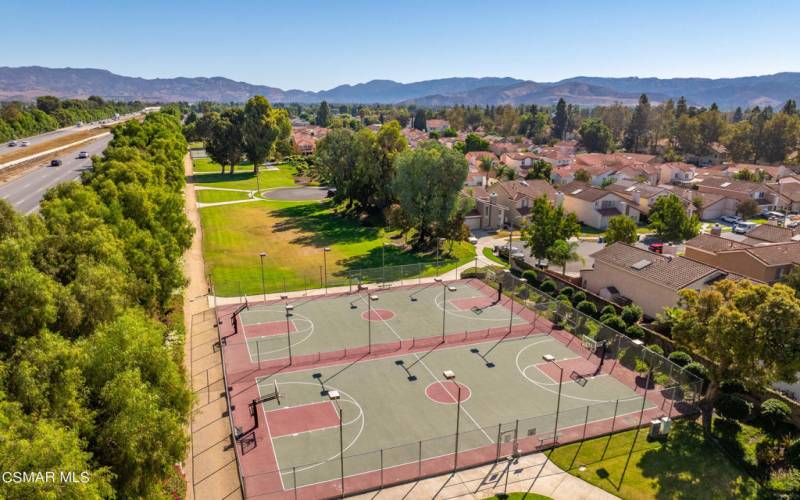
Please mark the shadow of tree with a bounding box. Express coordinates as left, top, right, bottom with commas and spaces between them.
638, 421, 759, 499
269, 203, 381, 247
334, 244, 459, 277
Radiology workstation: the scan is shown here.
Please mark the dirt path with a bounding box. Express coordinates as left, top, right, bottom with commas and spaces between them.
182, 153, 243, 500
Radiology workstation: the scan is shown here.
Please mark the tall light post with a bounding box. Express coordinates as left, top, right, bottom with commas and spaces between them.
328, 390, 344, 495
543, 354, 563, 446
435, 237, 445, 277
435, 278, 457, 342
507, 229, 513, 268
323, 247, 331, 293
381, 242, 387, 286
259, 252, 267, 302
443, 370, 462, 470
367, 294, 379, 353
285, 304, 294, 365
509, 277, 526, 333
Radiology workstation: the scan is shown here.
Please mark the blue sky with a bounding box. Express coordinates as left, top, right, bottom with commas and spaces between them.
3, 0, 799, 90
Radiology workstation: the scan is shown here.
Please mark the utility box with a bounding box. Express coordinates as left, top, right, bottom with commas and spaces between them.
649, 419, 662, 438
660, 416, 672, 435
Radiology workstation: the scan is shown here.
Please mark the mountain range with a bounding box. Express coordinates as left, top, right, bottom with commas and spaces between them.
1, 66, 799, 110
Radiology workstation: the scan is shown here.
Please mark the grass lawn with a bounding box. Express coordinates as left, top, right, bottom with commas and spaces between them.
191, 165, 297, 191
200, 199, 476, 296
483, 247, 509, 267
192, 156, 256, 174
196, 189, 252, 204
548, 420, 759, 500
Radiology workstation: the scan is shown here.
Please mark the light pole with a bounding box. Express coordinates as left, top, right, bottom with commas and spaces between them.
285, 304, 294, 365
367, 294, 378, 353
509, 277, 526, 333
323, 247, 331, 293
435, 237, 445, 277
259, 252, 267, 302
443, 370, 462, 470
435, 278, 457, 342
507, 229, 513, 268
381, 242, 387, 286
543, 354, 563, 446
328, 390, 344, 496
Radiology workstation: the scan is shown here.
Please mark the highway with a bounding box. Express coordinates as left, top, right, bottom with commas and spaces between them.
0, 134, 112, 214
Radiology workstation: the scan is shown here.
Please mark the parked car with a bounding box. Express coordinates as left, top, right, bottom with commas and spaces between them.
787, 220, 800, 229
7, 140, 16, 147
733, 222, 757, 234
766, 211, 785, 220
77, 151, 89, 159
50, 159, 63, 167
467, 235, 478, 244
20, 140, 30, 147
648, 242, 664, 254
720, 215, 741, 225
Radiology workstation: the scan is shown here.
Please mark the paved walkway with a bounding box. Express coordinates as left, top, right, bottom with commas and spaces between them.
352, 452, 617, 500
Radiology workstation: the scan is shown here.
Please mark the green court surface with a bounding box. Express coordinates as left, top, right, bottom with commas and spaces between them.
256, 334, 653, 489
237, 281, 531, 363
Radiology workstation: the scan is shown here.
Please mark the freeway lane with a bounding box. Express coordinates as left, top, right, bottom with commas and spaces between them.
0, 135, 112, 214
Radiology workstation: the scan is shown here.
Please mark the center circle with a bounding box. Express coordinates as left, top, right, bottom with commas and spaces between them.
360, 308, 395, 321
425, 381, 471, 404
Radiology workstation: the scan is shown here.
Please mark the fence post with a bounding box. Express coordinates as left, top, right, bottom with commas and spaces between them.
418, 440, 422, 479
257, 340, 261, 370
582, 405, 590, 441
292, 466, 297, 500
380, 448, 384, 489
496, 424, 502, 460
238, 281, 243, 303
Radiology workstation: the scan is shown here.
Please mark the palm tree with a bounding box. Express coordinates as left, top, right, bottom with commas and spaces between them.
546, 239, 583, 276
479, 156, 494, 175
504, 168, 517, 180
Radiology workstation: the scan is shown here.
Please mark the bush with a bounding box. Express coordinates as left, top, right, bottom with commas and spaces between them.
720, 379, 748, 394
668, 350, 692, 367
560, 286, 574, 299
522, 270, 538, 285
788, 438, 800, 468
600, 305, 616, 317
556, 293, 571, 303
621, 304, 643, 326
760, 399, 791, 428
684, 361, 708, 381
539, 279, 556, 295
625, 324, 646, 340
571, 290, 586, 305
646, 343, 664, 356
715, 393, 753, 421
576, 300, 597, 317
602, 314, 627, 332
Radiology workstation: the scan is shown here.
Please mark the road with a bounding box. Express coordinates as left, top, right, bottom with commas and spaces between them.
0, 135, 112, 214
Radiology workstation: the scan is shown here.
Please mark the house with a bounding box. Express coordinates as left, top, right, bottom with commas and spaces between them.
612, 163, 660, 185
461, 186, 508, 230
684, 232, 800, 283
581, 242, 743, 318
724, 163, 789, 181
461, 179, 557, 230
500, 152, 537, 170
687, 142, 728, 166
574, 152, 658, 169
425, 119, 450, 132
490, 141, 520, 156
401, 128, 428, 148
465, 151, 498, 168
658, 162, 696, 185
605, 180, 672, 215
561, 181, 641, 229
694, 175, 790, 212
659, 186, 729, 220
774, 177, 800, 211
291, 126, 329, 155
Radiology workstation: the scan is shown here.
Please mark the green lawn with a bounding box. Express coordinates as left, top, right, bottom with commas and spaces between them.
195, 189, 252, 204
548, 420, 759, 500
191, 162, 297, 190
192, 156, 256, 174
200, 199, 476, 296
483, 247, 509, 267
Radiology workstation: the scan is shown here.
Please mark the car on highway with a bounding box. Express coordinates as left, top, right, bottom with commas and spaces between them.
77, 151, 89, 159
20, 140, 30, 147
50, 159, 63, 167
8, 140, 17, 147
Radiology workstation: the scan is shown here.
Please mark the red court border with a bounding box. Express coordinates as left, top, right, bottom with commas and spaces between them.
244, 320, 297, 338
266, 401, 340, 437
218, 278, 697, 499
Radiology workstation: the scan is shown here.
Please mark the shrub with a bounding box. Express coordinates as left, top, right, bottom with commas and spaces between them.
560, 286, 574, 299
602, 315, 627, 332
646, 343, 664, 356
600, 305, 616, 317
576, 300, 597, 317
715, 393, 753, 421
556, 293, 571, 303
667, 350, 692, 367
522, 270, 538, 285
539, 279, 556, 295
760, 399, 791, 428
625, 324, 646, 340
684, 361, 708, 381
621, 304, 643, 326
787, 438, 800, 468
634, 358, 650, 374
571, 290, 587, 305
720, 379, 748, 394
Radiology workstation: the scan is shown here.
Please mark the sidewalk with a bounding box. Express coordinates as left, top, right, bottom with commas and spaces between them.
352, 452, 617, 500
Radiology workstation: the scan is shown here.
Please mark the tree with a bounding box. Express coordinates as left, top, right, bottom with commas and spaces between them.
521, 197, 580, 260
579, 118, 614, 153
732, 107, 744, 123
525, 159, 552, 181
546, 239, 581, 276
393, 142, 468, 246
649, 194, 699, 241
464, 133, 489, 152
673, 114, 701, 155
316, 100, 330, 126
736, 198, 760, 219
624, 94, 651, 153
574, 169, 591, 183
780, 265, 800, 298
675, 96, 688, 117
242, 96, 290, 172
723, 120, 754, 162
36, 95, 61, 114
315, 128, 357, 207
478, 156, 494, 176
673, 279, 800, 433
605, 215, 638, 244
552, 98, 568, 140
413, 109, 426, 131
205, 109, 243, 174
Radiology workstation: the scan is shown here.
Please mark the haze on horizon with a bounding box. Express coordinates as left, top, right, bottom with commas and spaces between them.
3, 0, 800, 91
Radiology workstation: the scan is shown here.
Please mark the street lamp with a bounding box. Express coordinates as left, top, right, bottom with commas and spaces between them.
367, 294, 379, 353
328, 390, 344, 495
435, 278, 457, 342
259, 252, 267, 302
443, 370, 462, 470
543, 354, 563, 447
323, 247, 331, 293
285, 304, 294, 365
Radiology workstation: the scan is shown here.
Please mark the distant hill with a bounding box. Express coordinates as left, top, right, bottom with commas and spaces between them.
1, 66, 799, 109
